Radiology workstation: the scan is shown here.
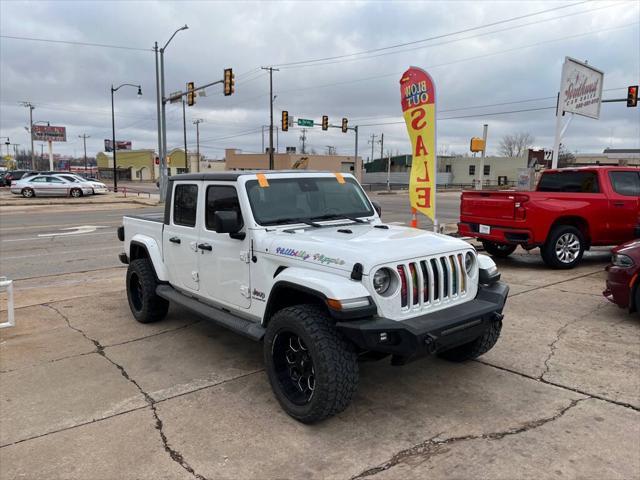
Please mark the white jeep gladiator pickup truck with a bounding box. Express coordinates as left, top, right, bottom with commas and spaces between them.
118, 171, 508, 423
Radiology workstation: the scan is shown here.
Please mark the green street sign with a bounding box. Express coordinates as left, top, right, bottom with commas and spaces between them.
297, 118, 314, 127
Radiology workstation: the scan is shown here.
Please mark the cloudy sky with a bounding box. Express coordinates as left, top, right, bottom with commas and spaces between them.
0, 0, 638, 161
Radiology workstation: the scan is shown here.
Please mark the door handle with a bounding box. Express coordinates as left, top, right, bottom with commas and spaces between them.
169, 237, 181, 244
613, 202, 625, 207
197, 243, 212, 251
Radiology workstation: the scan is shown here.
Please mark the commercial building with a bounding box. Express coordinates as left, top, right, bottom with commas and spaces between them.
97, 148, 216, 181
363, 154, 526, 187
574, 148, 640, 166
224, 149, 363, 180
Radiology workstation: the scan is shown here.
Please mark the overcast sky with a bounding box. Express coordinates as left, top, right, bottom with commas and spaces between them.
1, 0, 638, 161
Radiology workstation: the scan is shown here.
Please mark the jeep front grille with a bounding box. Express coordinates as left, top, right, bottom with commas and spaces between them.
396, 254, 468, 310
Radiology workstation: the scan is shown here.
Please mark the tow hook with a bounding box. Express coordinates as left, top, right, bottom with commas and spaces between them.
423, 334, 437, 354
493, 313, 504, 322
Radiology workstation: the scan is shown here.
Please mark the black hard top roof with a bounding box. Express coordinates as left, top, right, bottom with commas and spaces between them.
168, 170, 334, 182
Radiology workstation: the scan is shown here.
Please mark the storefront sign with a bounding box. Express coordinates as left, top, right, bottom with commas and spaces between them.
559, 57, 603, 119
32, 125, 67, 142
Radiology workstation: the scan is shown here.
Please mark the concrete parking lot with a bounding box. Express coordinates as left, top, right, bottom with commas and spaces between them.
0, 195, 638, 480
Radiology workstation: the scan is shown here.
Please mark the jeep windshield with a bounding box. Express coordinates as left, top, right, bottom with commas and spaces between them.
246, 176, 374, 226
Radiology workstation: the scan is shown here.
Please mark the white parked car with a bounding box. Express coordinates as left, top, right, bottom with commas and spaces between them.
118, 171, 508, 422
11, 174, 93, 198
54, 174, 109, 194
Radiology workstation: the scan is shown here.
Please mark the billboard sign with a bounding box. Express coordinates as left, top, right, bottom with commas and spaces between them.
32, 125, 67, 142
559, 57, 604, 120
104, 139, 132, 152
400, 66, 436, 222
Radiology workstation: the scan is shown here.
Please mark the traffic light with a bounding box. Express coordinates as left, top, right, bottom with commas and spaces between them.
627, 85, 638, 107
223, 68, 235, 96
322, 115, 329, 131
281, 111, 289, 132
187, 82, 196, 106
341, 117, 348, 133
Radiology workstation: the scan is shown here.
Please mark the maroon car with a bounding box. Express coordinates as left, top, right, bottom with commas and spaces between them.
604, 239, 640, 314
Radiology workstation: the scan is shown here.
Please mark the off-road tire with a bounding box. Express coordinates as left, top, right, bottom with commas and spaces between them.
70, 188, 82, 198
541, 225, 585, 269
126, 258, 169, 323
22, 188, 34, 198
438, 319, 502, 362
482, 240, 517, 258
264, 304, 359, 423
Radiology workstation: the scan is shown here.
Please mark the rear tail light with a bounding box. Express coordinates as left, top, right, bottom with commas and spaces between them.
397, 265, 408, 308
514, 194, 529, 220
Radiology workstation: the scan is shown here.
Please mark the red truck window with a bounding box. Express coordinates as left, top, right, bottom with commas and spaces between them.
537, 171, 600, 193
609, 171, 640, 197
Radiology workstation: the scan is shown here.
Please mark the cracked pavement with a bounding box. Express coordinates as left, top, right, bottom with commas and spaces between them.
1, 251, 639, 479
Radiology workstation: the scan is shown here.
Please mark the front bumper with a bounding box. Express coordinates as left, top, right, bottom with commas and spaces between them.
603, 265, 635, 310
336, 282, 509, 363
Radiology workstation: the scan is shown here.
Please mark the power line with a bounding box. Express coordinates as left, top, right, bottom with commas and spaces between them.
272, 1, 589, 68
277, 2, 626, 70
275, 21, 638, 97
0, 35, 151, 52
358, 106, 556, 127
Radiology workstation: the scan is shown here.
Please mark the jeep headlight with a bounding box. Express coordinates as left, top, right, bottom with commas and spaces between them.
373, 268, 392, 295
612, 254, 634, 268
464, 252, 475, 274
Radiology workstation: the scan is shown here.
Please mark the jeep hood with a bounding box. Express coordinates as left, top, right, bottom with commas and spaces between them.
258, 223, 472, 274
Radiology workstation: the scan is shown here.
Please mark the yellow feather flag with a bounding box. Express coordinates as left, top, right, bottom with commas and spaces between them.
400, 66, 437, 222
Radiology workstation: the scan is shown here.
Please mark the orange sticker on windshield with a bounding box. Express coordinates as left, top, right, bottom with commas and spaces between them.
256, 174, 269, 187
334, 173, 345, 184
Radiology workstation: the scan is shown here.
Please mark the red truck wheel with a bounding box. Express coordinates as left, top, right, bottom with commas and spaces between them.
541, 225, 585, 269
482, 241, 517, 258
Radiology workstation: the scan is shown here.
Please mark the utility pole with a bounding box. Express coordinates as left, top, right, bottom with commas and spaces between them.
368, 133, 378, 163
387, 149, 392, 192
379, 133, 384, 164
21, 102, 35, 169
193, 119, 203, 173
300, 128, 307, 154
476, 124, 488, 190
261, 66, 279, 169
78, 134, 90, 173
182, 98, 188, 171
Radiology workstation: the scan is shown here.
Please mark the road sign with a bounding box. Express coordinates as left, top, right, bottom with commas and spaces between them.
297, 118, 314, 127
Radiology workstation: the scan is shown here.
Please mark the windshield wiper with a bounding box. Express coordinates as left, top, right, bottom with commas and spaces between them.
269, 218, 322, 228
310, 213, 368, 224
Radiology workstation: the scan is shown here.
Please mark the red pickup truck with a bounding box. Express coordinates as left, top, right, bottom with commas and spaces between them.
458, 167, 640, 269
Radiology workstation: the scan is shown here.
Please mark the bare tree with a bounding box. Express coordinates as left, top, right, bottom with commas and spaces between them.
498, 132, 535, 157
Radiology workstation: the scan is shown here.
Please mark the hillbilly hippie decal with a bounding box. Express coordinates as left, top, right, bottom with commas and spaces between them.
400, 66, 436, 222
275, 247, 345, 266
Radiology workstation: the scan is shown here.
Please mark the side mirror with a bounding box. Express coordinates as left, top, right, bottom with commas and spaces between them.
372, 201, 382, 217
213, 210, 242, 234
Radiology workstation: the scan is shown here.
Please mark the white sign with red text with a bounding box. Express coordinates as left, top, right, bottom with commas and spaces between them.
559, 57, 604, 120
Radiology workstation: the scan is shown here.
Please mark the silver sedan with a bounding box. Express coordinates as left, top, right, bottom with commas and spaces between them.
10, 174, 93, 198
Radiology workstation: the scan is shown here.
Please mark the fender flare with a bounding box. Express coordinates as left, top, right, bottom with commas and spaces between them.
264, 267, 374, 321
129, 234, 169, 281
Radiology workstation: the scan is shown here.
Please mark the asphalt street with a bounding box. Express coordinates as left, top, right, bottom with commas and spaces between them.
0, 191, 462, 280
0, 204, 163, 280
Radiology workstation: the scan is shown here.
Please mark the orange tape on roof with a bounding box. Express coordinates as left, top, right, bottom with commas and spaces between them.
334, 173, 345, 184
256, 173, 269, 187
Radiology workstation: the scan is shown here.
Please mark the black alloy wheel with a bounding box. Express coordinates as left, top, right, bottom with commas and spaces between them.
272, 331, 316, 405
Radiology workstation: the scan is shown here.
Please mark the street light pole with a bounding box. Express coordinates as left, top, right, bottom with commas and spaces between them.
158, 25, 189, 202
78, 134, 90, 173
193, 119, 203, 173
20, 102, 35, 169
154, 41, 163, 185
182, 97, 188, 171
261, 66, 279, 169
111, 83, 142, 193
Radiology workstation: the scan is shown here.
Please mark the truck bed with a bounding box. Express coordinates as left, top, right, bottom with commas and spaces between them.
122, 214, 165, 257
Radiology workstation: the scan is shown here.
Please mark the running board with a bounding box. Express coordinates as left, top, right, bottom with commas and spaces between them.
156, 285, 265, 341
